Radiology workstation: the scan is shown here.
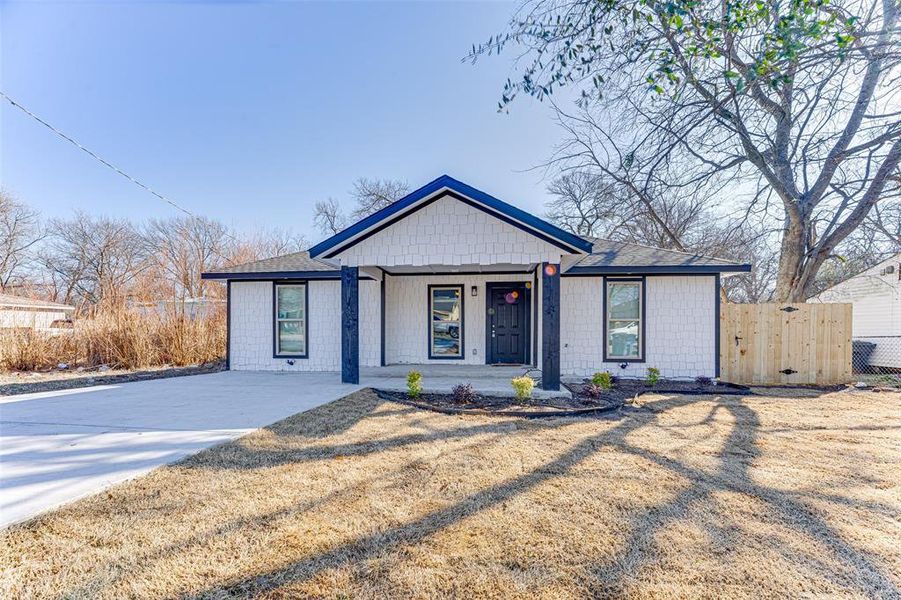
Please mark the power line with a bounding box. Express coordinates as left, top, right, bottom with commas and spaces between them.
0, 90, 244, 264
2, 90, 197, 220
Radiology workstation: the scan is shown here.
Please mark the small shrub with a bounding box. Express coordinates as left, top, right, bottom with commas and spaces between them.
584, 383, 604, 399
510, 376, 534, 401
591, 371, 613, 390
695, 375, 713, 387
406, 370, 423, 398
646, 367, 661, 386
451, 383, 478, 404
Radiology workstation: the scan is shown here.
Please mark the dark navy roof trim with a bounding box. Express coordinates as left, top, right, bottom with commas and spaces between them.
308, 175, 594, 258
563, 264, 752, 275
201, 271, 374, 281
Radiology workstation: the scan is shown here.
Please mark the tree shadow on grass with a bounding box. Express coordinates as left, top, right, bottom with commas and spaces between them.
175, 393, 898, 598
56, 390, 898, 599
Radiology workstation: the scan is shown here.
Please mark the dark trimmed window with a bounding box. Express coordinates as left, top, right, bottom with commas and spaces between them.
429, 285, 463, 359
604, 278, 644, 362
274, 283, 308, 357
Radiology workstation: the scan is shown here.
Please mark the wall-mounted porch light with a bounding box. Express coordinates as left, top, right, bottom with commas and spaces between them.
471, 285, 478, 297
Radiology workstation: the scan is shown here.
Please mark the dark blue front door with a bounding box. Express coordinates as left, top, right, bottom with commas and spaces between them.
486, 283, 529, 364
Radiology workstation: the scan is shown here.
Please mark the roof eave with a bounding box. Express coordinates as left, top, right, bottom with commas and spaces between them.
201, 270, 374, 281
563, 264, 752, 275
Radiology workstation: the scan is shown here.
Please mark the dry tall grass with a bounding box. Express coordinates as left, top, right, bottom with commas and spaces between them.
0, 307, 225, 371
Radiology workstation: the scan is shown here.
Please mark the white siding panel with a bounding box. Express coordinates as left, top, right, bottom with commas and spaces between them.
335, 194, 566, 267
229, 279, 380, 371
385, 273, 535, 365
560, 275, 716, 378
0, 309, 69, 330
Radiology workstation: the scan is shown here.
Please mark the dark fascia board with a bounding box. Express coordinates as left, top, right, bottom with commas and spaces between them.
201, 271, 374, 281
563, 264, 752, 276
307, 174, 594, 258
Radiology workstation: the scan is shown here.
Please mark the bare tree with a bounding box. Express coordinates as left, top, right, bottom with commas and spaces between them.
545, 172, 629, 237
350, 177, 409, 220
313, 198, 346, 236
312, 178, 409, 236
0, 191, 42, 289
41, 212, 146, 308
473, 0, 901, 301
142, 216, 232, 301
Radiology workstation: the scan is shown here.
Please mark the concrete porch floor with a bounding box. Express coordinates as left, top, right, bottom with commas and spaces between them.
359, 364, 572, 399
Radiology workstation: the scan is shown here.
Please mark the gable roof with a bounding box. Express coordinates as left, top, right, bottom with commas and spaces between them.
307, 174, 594, 258
0, 292, 75, 311
200, 176, 750, 280
201, 251, 341, 280
565, 238, 751, 274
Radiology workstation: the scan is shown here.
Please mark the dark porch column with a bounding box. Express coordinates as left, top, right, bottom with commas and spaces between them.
341, 265, 359, 384
541, 262, 560, 391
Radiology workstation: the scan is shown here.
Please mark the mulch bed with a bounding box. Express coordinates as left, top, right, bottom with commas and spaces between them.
0, 361, 225, 396
374, 378, 752, 418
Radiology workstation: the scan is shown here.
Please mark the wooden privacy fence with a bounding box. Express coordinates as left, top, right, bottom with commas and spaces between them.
720, 303, 852, 385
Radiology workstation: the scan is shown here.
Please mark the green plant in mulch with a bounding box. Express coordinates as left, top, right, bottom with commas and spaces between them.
591, 371, 613, 390
510, 376, 535, 401
407, 370, 423, 399
646, 367, 661, 386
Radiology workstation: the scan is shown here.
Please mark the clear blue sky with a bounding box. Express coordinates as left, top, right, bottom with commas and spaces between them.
1, 1, 575, 244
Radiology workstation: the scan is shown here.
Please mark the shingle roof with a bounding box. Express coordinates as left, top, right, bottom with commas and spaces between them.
0, 292, 75, 311
568, 238, 750, 273
201, 251, 339, 279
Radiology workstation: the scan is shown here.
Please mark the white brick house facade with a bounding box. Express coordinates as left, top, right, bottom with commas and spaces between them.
204, 175, 749, 387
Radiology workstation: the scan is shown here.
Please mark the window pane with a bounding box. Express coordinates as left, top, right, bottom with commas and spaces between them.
607, 320, 639, 358
277, 286, 305, 319
432, 323, 461, 355
278, 321, 306, 354
431, 288, 461, 322
609, 283, 639, 319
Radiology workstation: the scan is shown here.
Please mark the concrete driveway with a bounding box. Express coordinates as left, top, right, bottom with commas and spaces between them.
0, 371, 359, 527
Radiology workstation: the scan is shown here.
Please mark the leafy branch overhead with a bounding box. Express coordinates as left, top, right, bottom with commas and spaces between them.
470, 0, 864, 106
473, 0, 900, 301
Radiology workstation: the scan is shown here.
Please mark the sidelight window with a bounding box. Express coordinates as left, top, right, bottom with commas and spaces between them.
429, 285, 463, 358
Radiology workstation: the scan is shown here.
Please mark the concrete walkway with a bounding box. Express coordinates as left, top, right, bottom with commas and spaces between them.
360, 364, 572, 399
0, 371, 360, 527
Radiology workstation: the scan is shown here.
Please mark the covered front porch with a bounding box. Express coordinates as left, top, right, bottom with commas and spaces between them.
339, 262, 563, 390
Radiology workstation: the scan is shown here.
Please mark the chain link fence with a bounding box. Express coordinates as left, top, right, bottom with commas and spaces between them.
852, 336, 901, 387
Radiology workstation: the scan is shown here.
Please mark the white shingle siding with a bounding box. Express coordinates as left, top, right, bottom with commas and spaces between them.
334, 194, 566, 267
229, 280, 380, 371
561, 275, 716, 379
229, 274, 717, 377
384, 273, 535, 365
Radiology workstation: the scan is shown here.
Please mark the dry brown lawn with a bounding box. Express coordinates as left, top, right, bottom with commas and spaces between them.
2, 388, 899, 599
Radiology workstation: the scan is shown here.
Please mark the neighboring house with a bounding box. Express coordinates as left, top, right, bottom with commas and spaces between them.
813, 253, 901, 370
130, 297, 226, 320
0, 292, 75, 331
202, 175, 750, 389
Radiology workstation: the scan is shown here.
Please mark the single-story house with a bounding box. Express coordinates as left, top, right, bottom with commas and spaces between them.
813, 253, 900, 370
0, 292, 75, 331
202, 175, 751, 389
